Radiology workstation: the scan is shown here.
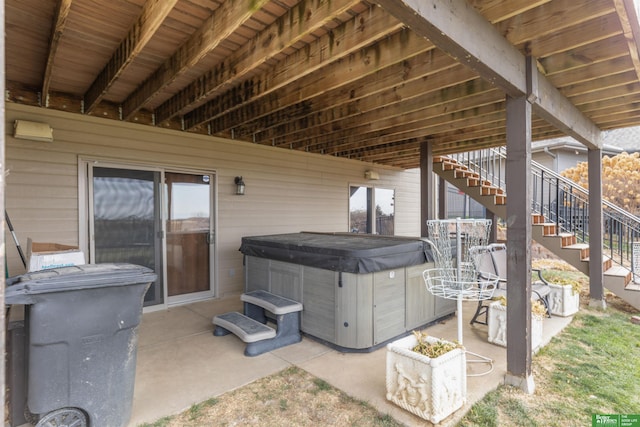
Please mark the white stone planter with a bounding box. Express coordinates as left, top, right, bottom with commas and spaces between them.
487, 301, 543, 352
548, 283, 580, 317
386, 334, 466, 424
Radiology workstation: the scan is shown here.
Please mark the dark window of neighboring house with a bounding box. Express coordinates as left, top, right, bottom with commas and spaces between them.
349, 186, 395, 235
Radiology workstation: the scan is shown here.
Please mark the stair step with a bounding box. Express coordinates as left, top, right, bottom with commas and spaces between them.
443, 162, 468, 171
495, 195, 506, 205
562, 243, 589, 251
534, 222, 557, 235
582, 257, 614, 271
626, 283, 640, 291
554, 232, 574, 237
534, 228, 577, 246
580, 253, 613, 271
562, 243, 589, 260
439, 157, 458, 164
605, 266, 633, 286
537, 231, 576, 247
563, 243, 589, 249
454, 170, 478, 179
213, 312, 276, 343
605, 265, 632, 276
241, 290, 303, 314
560, 234, 577, 246
542, 230, 575, 240
532, 214, 545, 224
480, 186, 501, 196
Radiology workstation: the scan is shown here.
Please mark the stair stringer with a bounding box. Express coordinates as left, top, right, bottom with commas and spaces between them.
530, 225, 589, 274
600, 266, 640, 309
434, 166, 506, 219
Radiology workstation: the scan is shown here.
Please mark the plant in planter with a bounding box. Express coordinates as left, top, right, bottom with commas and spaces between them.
487, 297, 546, 351
547, 277, 581, 317
386, 331, 466, 424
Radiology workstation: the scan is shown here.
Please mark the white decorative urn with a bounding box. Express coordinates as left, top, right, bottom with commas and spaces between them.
547, 283, 580, 317
487, 301, 543, 352
385, 334, 466, 424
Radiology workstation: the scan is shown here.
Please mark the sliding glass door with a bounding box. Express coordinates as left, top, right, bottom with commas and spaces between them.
89, 164, 215, 307
92, 167, 164, 306
165, 172, 213, 302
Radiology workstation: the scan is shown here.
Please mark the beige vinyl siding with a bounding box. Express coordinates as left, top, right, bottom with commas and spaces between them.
392, 168, 421, 233
5, 103, 422, 299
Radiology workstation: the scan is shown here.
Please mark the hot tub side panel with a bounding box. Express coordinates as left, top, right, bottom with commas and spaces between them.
336, 272, 374, 349
300, 266, 336, 344
405, 263, 456, 329
372, 268, 406, 345
269, 261, 302, 302
244, 255, 454, 351
245, 256, 302, 302
245, 256, 270, 293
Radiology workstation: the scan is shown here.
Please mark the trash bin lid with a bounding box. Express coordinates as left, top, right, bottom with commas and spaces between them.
6, 263, 157, 304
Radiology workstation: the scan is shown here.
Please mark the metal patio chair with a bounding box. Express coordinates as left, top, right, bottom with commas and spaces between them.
469, 243, 552, 326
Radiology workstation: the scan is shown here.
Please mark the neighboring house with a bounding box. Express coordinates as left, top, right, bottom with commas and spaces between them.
603, 126, 640, 153
533, 126, 640, 173
532, 139, 623, 173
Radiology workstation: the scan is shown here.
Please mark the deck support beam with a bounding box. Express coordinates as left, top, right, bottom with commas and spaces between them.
486, 210, 498, 243
588, 148, 606, 308
0, 0, 6, 421
438, 177, 448, 220
421, 141, 436, 236
376, 0, 602, 149
504, 94, 535, 394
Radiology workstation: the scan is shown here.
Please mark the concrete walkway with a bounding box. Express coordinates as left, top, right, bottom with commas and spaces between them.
129, 296, 573, 427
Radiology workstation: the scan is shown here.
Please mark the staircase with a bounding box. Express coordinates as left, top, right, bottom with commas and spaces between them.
433, 152, 640, 310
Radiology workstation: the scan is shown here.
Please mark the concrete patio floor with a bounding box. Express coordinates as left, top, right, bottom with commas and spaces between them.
129, 296, 573, 427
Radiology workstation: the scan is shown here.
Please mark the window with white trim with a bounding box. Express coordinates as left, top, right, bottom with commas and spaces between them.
349, 186, 395, 235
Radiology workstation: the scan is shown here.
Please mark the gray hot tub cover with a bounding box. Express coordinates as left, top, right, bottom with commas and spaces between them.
239, 232, 436, 274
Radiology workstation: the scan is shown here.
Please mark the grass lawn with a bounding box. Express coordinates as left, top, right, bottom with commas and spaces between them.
459, 266, 640, 427
140, 266, 640, 427
138, 367, 403, 427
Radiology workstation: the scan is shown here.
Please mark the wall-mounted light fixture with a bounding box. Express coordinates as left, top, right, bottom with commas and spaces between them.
364, 170, 379, 180
13, 120, 54, 142
234, 176, 245, 195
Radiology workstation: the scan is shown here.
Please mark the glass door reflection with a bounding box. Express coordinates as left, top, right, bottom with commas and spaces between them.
165, 172, 213, 299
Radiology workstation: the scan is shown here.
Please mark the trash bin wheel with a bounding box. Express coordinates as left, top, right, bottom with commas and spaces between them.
35, 407, 88, 427
24, 406, 40, 426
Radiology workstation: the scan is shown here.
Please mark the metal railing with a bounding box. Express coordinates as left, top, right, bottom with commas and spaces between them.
447, 148, 640, 269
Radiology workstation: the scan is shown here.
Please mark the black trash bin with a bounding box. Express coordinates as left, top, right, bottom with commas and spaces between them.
6, 263, 157, 427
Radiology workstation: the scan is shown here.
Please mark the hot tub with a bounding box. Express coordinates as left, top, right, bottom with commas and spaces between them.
240, 232, 455, 351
